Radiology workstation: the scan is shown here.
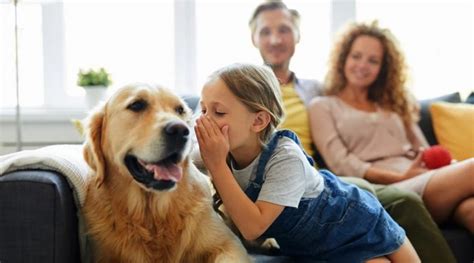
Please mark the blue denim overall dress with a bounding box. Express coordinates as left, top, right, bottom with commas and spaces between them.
244, 130, 405, 262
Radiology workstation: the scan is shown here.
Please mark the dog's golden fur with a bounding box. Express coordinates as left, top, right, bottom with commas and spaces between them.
82, 84, 249, 263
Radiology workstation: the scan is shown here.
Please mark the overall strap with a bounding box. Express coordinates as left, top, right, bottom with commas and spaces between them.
244, 129, 315, 202
276, 129, 315, 166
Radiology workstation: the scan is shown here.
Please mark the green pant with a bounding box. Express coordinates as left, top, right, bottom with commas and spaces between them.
340, 177, 456, 263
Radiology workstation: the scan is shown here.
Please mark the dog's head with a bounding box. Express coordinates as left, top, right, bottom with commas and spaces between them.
83, 84, 193, 192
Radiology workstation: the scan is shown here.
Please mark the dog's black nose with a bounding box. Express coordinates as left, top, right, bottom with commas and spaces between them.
165, 121, 190, 137
164, 121, 189, 150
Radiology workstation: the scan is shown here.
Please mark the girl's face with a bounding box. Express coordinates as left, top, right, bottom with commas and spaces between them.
343, 35, 384, 91
200, 78, 258, 152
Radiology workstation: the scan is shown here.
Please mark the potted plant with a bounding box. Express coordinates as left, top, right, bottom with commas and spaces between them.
77, 67, 112, 109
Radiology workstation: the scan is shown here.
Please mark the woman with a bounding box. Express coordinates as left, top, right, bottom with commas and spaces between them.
309, 21, 474, 233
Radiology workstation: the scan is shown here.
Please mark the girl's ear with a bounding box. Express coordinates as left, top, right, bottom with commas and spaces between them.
252, 111, 271, 133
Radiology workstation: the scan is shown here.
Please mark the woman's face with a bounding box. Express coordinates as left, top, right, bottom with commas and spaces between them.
343, 35, 384, 90
200, 78, 257, 151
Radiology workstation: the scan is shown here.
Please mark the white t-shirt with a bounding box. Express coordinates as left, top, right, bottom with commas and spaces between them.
230, 137, 324, 208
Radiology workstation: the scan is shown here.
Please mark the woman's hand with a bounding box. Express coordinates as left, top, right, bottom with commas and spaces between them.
194, 116, 230, 173
366, 148, 428, 184
402, 150, 428, 180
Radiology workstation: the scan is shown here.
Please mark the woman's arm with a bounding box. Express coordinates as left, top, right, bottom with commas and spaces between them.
406, 122, 430, 149
364, 166, 405, 184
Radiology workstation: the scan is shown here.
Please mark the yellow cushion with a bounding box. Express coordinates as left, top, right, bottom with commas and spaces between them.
430, 102, 474, 161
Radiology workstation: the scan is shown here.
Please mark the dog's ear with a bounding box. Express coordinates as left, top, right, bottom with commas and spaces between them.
83, 105, 106, 188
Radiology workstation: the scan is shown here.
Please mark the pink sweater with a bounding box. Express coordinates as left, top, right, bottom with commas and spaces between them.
309, 96, 428, 178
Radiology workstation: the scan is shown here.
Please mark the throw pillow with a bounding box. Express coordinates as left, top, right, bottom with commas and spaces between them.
418, 92, 461, 145
466, 91, 474, 104
430, 102, 474, 161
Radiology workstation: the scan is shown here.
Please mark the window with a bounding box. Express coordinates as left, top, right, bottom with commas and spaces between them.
356, 0, 473, 99
0, 3, 15, 108
63, 1, 174, 102
1, 0, 174, 109
0, 2, 44, 108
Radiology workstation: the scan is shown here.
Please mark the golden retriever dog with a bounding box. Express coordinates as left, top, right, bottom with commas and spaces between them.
82, 84, 249, 263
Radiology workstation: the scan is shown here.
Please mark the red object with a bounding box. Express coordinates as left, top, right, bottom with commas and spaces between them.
422, 145, 452, 169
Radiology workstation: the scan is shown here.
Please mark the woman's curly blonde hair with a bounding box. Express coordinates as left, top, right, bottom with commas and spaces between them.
324, 21, 418, 125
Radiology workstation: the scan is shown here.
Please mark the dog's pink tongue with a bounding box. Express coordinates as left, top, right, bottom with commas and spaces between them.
146, 163, 183, 182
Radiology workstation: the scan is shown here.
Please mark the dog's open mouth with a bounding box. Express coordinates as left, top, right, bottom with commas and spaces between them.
125, 153, 183, 191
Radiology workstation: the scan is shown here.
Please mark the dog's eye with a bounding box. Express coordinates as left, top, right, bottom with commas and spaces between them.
175, 105, 185, 115
127, 100, 148, 112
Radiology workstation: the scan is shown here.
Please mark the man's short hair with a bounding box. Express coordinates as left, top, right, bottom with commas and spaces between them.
249, 0, 300, 34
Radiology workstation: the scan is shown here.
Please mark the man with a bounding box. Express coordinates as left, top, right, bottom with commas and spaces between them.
249, 1, 455, 262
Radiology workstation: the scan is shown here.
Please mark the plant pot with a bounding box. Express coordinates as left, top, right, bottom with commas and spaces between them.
84, 86, 107, 110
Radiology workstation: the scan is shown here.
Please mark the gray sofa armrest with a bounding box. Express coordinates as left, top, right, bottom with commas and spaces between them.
0, 170, 80, 263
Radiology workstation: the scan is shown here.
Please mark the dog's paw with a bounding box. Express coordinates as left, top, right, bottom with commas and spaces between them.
261, 238, 280, 250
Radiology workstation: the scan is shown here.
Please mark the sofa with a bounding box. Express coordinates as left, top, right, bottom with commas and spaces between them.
1, 92, 473, 263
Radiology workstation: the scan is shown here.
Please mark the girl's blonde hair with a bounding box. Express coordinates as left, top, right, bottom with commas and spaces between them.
325, 21, 418, 125
208, 63, 285, 144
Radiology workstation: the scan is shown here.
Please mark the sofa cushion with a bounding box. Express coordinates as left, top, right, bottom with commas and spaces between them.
430, 102, 474, 161
466, 91, 474, 104
182, 95, 200, 113
442, 223, 474, 263
418, 92, 462, 146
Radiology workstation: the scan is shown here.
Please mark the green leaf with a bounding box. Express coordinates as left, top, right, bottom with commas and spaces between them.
77, 67, 112, 87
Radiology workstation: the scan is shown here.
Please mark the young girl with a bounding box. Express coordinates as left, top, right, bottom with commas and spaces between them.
195, 63, 419, 262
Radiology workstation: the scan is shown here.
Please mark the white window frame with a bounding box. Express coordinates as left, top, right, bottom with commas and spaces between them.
174, 0, 197, 95
42, 2, 72, 108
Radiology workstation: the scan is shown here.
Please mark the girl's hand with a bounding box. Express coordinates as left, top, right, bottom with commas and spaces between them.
403, 149, 428, 180
194, 116, 230, 172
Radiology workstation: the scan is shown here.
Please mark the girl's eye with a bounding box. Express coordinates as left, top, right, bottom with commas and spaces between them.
215, 112, 225, 116
201, 109, 207, 115
127, 99, 147, 112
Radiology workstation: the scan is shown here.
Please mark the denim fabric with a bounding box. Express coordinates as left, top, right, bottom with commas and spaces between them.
245, 130, 406, 262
